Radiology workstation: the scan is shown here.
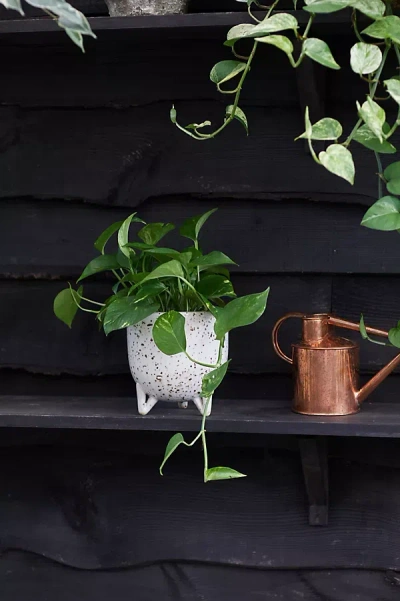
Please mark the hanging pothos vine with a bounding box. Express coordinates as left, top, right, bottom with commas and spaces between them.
172, 0, 400, 345
0, 0, 95, 49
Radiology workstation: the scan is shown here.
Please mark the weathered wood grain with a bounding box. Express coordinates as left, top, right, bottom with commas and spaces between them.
0, 36, 299, 107
0, 276, 331, 375
1, 551, 399, 600
0, 105, 386, 206
2, 198, 400, 277
1, 446, 400, 570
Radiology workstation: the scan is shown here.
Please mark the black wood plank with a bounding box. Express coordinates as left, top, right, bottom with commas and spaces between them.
0, 552, 398, 601
0, 105, 383, 206
0, 276, 330, 375
3, 199, 400, 277
1, 445, 400, 570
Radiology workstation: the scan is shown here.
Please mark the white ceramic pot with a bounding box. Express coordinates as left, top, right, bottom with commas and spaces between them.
104, 0, 188, 17
127, 312, 228, 416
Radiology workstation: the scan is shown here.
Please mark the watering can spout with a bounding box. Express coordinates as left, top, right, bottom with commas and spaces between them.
356, 352, 400, 403
328, 316, 400, 404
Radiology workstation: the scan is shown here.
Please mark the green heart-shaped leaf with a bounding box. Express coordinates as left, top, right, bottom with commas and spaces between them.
350, 42, 382, 75
389, 325, 400, 348
303, 0, 350, 13
94, 221, 124, 254
196, 275, 235, 299
353, 123, 396, 154
255, 34, 294, 59
361, 196, 400, 230
318, 144, 355, 184
77, 254, 120, 282
350, 0, 385, 19
385, 78, 400, 105
159, 433, 186, 475
303, 38, 340, 70
103, 298, 159, 335
153, 311, 187, 356
298, 117, 342, 141
180, 209, 218, 243
138, 222, 175, 246
384, 161, 400, 181
226, 105, 248, 134
363, 15, 400, 45
141, 260, 184, 284
53, 285, 83, 328
205, 467, 247, 481
357, 98, 385, 142
214, 289, 269, 341
210, 60, 246, 86
201, 360, 230, 398
192, 251, 236, 272
225, 13, 298, 46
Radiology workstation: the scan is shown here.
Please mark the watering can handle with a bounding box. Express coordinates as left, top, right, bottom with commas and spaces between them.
272, 312, 305, 365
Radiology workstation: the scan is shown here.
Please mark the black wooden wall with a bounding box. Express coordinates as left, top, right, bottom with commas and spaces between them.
2, 2, 400, 599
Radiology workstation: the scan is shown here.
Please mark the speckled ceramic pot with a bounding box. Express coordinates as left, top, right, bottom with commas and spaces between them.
127, 312, 228, 416
104, 0, 188, 17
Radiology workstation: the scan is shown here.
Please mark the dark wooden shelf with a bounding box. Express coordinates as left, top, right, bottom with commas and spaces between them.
0, 10, 353, 40
1, 395, 400, 437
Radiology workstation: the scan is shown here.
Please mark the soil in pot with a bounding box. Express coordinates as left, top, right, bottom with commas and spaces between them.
104, 0, 188, 17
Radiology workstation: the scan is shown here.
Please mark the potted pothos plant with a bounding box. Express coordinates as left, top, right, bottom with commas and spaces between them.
172, 0, 400, 345
54, 209, 269, 482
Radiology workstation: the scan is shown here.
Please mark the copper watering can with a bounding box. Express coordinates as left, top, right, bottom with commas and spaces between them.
272, 313, 400, 416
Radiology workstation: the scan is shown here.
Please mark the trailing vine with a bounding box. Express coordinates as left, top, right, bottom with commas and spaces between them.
173, 0, 400, 344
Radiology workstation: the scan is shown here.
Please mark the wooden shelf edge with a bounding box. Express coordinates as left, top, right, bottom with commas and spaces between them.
0, 10, 353, 36
0, 395, 400, 437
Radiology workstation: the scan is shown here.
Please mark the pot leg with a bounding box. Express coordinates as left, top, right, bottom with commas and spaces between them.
193, 396, 213, 416
136, 383, 158, 416
178, 401, 188, 409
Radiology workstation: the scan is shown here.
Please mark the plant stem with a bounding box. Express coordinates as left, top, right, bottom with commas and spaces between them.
80, 296, 105, 307
345, 45, 390, 147
178, 41, 259, 141
248, 3, 261, 23
344, 118, 363, 146
371, 45, 390, 99
352, 9, 364, 43
374, 151, 383, 198
201, 396, 212, 482
185, 352, 218, 369
112, 269, 128, 289
302, 14, 314, 40
266, 0, 280, 18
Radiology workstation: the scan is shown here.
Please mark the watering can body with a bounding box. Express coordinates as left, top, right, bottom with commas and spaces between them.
272, 313, 400, 416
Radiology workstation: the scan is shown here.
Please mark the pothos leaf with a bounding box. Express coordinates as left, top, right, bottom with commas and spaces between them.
205, 467, 247, 481
361, 196, 400, 231
226, 105, 248, 134
350, 42, 382, 75
153, 311, 187, 356
210, 60, 246, 87
318, 144, 355, 185
303, 38, 340, 70
53, 285, 83, 328
159, 433, 186, 475
201, 361, 230, 398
